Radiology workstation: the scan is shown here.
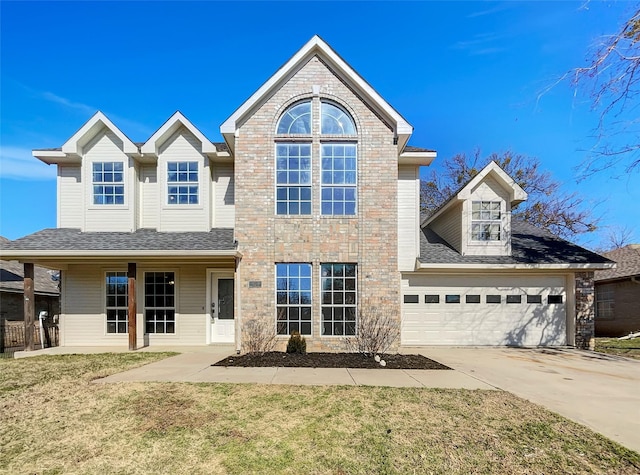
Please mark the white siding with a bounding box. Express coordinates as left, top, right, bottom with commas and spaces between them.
157, 128, 211, 232
139, 165, 158, 229
212, 163, 235, 228
60, 264, 217, 347
430, 203, 462, 252
397, 165, 419, 271
83, 129, 135, 232
58, 165, 83, 228
62, 264, 129, 346
461, 176, 511, 256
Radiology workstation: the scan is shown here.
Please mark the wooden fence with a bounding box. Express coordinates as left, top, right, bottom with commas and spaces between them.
0, 319, 59, 358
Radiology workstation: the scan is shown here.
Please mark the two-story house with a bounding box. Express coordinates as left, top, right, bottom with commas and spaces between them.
2, 36, 613, 351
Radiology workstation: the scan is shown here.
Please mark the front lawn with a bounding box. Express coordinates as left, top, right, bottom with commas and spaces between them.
1, 354, 638, 474
595, 337, 640, 360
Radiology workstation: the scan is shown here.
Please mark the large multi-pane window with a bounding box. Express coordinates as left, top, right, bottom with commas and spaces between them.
145, 272, 176, 333
321, 144, 357, 215
275, 100, 357, 216
321, 263, 357, 336
276, 144, 312, 215
471, 201, 501, 241
93, 162, 124, 205
276, 264, 312, 335
106, 272, 128, 333
167, 161, 198, 205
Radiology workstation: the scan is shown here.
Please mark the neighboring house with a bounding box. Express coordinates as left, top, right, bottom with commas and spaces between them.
0, 36, 613, 351
594, 245, 640, 337
0, 237, 60, 322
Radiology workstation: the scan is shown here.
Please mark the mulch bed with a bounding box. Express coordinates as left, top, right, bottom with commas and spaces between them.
213, 352, 451, 370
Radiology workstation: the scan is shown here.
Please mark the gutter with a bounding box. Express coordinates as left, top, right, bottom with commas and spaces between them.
415, 260, 616, 271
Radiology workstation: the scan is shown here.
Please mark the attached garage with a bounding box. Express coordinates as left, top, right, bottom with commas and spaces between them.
401, 274, 570, 346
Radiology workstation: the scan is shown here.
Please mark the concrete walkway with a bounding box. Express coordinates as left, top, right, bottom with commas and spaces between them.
94, 350, 495, 389
413, 347, 640, 454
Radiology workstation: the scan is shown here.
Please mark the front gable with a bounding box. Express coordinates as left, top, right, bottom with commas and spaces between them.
220, 35, 413, 154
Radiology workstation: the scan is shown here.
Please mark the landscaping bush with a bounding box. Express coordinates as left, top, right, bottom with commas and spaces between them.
286, 331, 307, 354
345, 303, 399, 357
243, 319, 276, 355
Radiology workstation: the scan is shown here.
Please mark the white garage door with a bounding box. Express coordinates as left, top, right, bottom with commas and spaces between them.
401, 275, 567, 346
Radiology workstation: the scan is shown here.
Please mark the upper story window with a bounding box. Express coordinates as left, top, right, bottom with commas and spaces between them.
275, 100, 357, 216
93, 162, 124, 205
471, 201, 501, 241
321, 144, 357, 215
167, 161, 198, 205
277, 101, 311, 134
321, 102, 356, 135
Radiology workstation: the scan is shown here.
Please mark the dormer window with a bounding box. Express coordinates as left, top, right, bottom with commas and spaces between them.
471, 201, 501, 241
93, 162, 124, 205
167, 161, 199, 205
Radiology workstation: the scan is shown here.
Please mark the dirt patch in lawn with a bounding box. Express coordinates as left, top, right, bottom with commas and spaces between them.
213, 352, 450, 370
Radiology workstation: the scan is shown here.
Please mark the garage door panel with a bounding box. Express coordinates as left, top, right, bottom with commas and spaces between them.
401, 275, 567, 347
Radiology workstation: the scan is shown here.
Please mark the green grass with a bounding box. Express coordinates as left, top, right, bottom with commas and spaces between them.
595, 337, 640, 360
1, 353, 639, 474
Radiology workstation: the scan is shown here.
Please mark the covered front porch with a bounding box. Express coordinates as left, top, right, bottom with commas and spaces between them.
1, 228, 241, 352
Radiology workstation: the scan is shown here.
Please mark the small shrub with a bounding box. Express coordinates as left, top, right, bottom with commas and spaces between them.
345, 303, 399, 357
243, 319, 276, 355
286, 331, 307, 354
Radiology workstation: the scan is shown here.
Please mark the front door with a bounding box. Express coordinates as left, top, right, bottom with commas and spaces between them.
210, 275, 235, 343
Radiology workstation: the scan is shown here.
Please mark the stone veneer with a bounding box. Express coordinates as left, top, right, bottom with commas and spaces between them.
234, 55, 400, 352
575, 271, 595, 350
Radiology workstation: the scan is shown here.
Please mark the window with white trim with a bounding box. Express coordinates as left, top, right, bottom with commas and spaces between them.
321, 144, 357, 215
321, 263, 357, 336
276, 144, 312, 215
145, 272, 175, 333
106, 272, 127, 333
93, 162, 124, 205
167, 161, 198, 205
471, 201, 501, 241
275, 100, 358, 216
321, 102, 356, 135
277, 101, 311, 134
276, 264, 312, 335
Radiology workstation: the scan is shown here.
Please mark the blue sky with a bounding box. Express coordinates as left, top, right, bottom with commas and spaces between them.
1, 1, 638, 248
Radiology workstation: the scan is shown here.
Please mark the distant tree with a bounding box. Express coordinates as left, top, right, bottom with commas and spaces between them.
563, 5, 640, 176
595, 225, 635, 252
420, 151, 598, 239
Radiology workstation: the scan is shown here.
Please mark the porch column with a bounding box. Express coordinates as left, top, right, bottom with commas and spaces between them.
24, 263, 35, 351
128, 263, 137, 351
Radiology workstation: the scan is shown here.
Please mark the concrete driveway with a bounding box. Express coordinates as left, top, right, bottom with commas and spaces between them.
413, 347, 640, 453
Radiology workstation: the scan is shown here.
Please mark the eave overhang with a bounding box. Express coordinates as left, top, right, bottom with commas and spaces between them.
398, 151, 437, 166
220, 35, 413, 154
141, 111, 218, 159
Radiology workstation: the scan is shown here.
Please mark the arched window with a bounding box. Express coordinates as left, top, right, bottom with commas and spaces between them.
321, 102, 356, 135
277, 101, 312, 134
274, 100, 357, 216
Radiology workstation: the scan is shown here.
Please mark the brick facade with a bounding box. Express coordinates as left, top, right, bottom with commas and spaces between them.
575, 271, 595, 350
235, 56, 400, 352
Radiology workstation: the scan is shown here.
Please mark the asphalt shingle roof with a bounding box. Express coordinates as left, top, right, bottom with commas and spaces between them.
1, 228, 236, 252
420, 220, 612, 265
594, 244, 640, 281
